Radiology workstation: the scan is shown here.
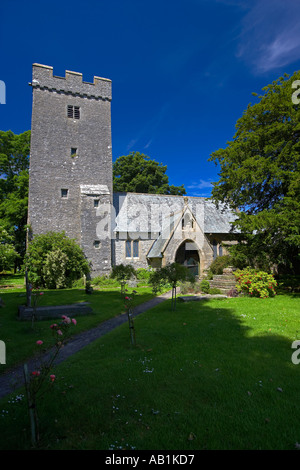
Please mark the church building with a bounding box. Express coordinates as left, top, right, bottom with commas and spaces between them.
27, 64, 237, 277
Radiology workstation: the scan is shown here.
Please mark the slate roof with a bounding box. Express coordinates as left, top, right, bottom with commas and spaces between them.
113, 192, 238, 258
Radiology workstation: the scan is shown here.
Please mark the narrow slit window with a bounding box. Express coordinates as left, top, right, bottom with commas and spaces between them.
61, 189, 68, 198
133, 240, 139, 258
94, 240, 101, 249
71, 147, 77, 157
94, 199, 99, 208
126, 240, 132, 258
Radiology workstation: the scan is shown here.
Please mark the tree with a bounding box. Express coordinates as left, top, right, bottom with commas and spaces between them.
25, 231, 90, 288
0, 130, 31, 267
113, 152, 186, 195
111, 263, 136, 294
149, 262, 192, 310
0, 222, 19, 272
209, 72, 300, 273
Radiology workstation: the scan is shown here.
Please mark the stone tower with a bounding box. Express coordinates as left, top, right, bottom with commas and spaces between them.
28, 63, 113, 275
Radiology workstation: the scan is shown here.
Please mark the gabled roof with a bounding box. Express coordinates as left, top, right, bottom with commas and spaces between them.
113, 192, 238, 236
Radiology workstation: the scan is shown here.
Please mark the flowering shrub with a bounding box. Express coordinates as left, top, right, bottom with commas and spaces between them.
234, 268, 277, 298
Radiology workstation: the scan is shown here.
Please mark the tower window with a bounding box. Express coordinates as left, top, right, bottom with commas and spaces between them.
67, 105, 80, 119
61, 189, 68, 198
71, 147, 77, 157
94, 199, 99, 208
94, 240, 101, 249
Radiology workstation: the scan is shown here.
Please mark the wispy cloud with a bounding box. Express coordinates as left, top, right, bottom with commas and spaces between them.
126, 102, 170, 152
187, 179, 214, 190
234, 0, 300, 74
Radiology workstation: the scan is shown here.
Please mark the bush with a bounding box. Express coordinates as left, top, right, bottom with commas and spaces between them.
234, 267, 277, 298
25, 231, 90, 289
227, 287, 239, 298
136, 268, 152, 281
209, 255, 232, 275
92, 275, 119, 287
199, 279, 210, 294
208, 287, 222, 295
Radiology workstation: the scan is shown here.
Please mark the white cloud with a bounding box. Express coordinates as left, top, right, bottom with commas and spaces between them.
187, 179, 213, 189
235, 0, 300, 73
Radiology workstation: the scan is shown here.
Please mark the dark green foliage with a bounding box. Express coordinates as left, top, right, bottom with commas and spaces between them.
209, 72, 300, 273
0, 130, 31, 266
25, 231, 90, 288
208, 255, 233, 275
113, 152, 186, 195
111, 264, 137, 294
199, 279, 210, 293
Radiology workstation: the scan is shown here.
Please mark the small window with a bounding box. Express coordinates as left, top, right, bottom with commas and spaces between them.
71, 147, 77, 157
126, 240, 132, 258
133, 240, 139, 258
67, 105, 80, 119
94, 199, 99, 208
61, 189, 68, 198
94, 240, 101, 249
219, 244, 223, 256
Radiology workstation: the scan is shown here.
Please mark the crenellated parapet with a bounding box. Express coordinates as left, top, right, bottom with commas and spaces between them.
29, 63, 112, 101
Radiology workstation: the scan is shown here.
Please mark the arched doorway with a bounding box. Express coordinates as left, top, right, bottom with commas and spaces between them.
175, 240, 200, 276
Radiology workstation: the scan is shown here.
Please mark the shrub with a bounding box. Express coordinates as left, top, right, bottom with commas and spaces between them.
209, 255, 232, 275
227, 287, 239, 298
92, 275, 119, 287
136, 268, 152, 282
234, 267, 277, 298
25, 232, 90, 289
208, 287, 222, 295
199, 279, 210, 294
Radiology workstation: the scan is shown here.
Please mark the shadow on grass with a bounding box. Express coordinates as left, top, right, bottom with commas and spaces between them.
1, 293, 300, 449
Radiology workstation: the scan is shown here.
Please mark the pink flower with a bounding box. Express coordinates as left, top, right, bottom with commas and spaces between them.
125, 296, 129, 300
36, 340, 43, 346
62, 315, 71, 324
57, 330, 63, 336
50, 323, 58, 329
71, 318, 77, 326
50, 375, 55, 382
39, 292, 44, 295
32, 371, 40, 376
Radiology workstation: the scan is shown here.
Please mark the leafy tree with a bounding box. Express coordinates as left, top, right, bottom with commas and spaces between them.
0, 222, 19, 272
209, 72, 300, 273
25, 231, 90, 288
0, 130, 31, 267
113, 152, 186, 195
111, 263, 136, 294
149, 262, 192, 310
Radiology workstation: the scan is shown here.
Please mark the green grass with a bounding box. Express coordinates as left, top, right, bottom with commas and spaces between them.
0, 283, 156, 371
0, 290, 300, 450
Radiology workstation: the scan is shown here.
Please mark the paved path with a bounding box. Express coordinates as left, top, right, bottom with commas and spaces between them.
0, 290, 173, 400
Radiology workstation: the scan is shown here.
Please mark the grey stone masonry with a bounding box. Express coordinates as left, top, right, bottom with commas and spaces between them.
28, 64, 113, 276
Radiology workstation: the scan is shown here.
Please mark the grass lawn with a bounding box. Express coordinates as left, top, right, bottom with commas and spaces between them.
0, 280, 156, 371
0, 288, 299, 450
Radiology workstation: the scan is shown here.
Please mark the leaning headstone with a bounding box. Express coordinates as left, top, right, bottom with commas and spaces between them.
128, 276, 137, 288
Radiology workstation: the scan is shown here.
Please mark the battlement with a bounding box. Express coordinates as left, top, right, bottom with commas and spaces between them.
30, 63, 112, 101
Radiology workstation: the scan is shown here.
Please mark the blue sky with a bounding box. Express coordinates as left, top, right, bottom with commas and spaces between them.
1, 0, 300, 196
